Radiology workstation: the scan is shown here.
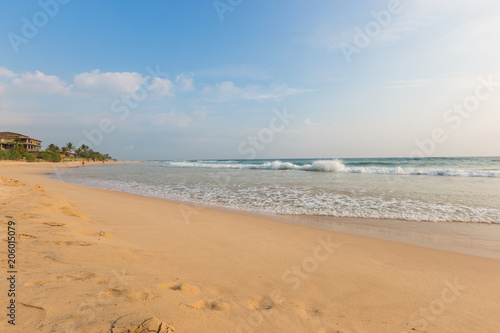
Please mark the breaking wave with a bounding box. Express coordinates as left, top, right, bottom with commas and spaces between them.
161, 160, 500, 177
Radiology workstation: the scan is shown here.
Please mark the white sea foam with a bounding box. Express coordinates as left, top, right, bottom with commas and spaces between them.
302, 159, 346, 172
50, 158, 500, 224
163, 160, 500, 178
53, 176, 500, 224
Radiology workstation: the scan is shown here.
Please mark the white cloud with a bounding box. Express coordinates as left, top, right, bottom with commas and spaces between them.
202, 81, 308, 101
73, 69, 143, 95
412, 0, 499, 14
197, 64, 272, 81
148, 77, 174, 97
312, 0, 500, 53
437, 14, 500, 56
202, 81, 239, 101
176, 73, 195, 91
305, 118, 318, 126
314, 8, 426, 52
12, 70, 70, 95
73, 69, 175, 98
0, 67, 17, 78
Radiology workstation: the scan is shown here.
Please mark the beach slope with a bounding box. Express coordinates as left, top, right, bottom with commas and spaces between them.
1, 163, 500, 332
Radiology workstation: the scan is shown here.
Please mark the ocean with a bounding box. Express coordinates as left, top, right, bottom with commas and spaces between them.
50, 156, 500, 224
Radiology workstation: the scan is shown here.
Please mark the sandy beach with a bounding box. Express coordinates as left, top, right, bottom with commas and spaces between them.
1, 162, 500, 333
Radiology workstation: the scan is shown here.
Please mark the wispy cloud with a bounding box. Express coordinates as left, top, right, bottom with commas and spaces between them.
0, 100, 35, 126
193, 106, 209, 120
202, 81, 310, 101
175, 73, 195, 92
310, 2, 426, 52
304, 118, 319, 126
309, 0, 500, 54
144, 111, 191, 128
437, 14, 500, 56
385, 79, 435, 90
197, 64, 272, 81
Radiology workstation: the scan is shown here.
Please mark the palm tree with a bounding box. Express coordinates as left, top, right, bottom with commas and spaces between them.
65, 142, 74, 155
47, 144, 60, 153
61, 146, 68, 155
12, 136, 21, 151
78, 144, 89, 158
79, 144, 89, 152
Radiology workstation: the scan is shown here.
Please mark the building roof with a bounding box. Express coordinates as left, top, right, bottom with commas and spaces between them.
0, 132, 41, 141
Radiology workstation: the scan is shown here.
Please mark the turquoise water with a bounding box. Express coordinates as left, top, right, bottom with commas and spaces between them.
50, 156, 500, 223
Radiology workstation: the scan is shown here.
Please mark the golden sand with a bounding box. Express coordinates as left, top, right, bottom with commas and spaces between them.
1, 162, 500, 332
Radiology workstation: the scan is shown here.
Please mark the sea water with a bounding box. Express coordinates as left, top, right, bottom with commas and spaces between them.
50, 156, 500, 224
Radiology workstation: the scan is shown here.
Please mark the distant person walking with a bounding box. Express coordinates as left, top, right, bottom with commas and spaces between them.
82, 161, 85, 166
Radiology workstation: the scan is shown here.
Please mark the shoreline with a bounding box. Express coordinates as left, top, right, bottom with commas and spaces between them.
43, 162, 500, 260
1, 162, 500, 332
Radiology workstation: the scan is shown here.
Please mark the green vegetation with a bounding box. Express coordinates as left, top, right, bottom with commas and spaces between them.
0, 136, 27, 161
71, 143, 112, 161
0, 149, 22, 160
22, 151, 37, 162
37, 151, 62, 162
1, 136, 114, 162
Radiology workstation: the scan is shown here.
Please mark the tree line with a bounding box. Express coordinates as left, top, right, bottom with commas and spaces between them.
45, 142, 113, 162
0, 136, 114, 162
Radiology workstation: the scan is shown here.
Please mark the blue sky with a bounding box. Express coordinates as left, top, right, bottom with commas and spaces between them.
1, 0, 500, 160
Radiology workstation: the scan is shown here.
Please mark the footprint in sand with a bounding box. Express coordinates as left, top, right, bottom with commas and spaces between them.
43, 222, 66, 227
60, 207, 75, 215
22, 213, 40, 219
189, 299, 231, 311
17, 234, 37, 240
52, 241, 91, 246
24, 276, 60, 286
76, 230, 112, 239
100, 288, 156, 301
60, 206, 88, 220
25, 273, 95, 286
96, 231, 112, 238
33, 185, 45, 192
37, 202, 54, 207
111, 313, 174, 333
247, 296, 275, 311
19, 303, 46, 327
158, 282, 200, 295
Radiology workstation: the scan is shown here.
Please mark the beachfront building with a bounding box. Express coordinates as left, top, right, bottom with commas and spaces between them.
0, 132, 42, 151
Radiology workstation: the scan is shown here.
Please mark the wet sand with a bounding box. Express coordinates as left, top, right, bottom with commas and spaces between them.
1, 162, 499, 332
